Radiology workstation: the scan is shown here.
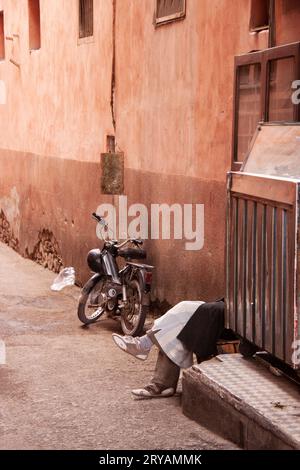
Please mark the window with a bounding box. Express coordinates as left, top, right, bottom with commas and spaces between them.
250, 0, 270, 31
79, 0, 93, 39
28, 0, 41, 50
233, 43, 300, 167
236, 63, 262, 163
268, 57, 295, 121
0, 11, 4, 60
155, 0, 186, 26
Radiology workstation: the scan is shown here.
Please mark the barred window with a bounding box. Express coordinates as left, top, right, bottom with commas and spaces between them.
156, 0, 186, 26
0, 12, 4, 60
79, 0, 94, 39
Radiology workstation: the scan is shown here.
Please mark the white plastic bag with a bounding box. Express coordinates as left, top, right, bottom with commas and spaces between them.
51, 267, 75, 292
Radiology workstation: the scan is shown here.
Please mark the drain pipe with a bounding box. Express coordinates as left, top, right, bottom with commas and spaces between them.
111, 0, 116, 133
268, 0, 276, 48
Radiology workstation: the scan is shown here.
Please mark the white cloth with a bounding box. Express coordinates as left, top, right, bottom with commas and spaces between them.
152, 301, 204, 369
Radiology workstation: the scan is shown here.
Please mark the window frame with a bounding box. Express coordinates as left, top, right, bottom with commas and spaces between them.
249, 0, 270, 32
232, 42, 300, 170
155, 0, 186, 27
28, 0, 41, 51
78, 0, 94, 45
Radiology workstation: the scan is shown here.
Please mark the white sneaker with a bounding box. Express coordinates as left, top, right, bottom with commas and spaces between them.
112, 334, 150, 361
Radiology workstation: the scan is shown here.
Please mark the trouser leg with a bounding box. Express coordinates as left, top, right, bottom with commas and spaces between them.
146, 328, 180, 390
150, 349, 180, 390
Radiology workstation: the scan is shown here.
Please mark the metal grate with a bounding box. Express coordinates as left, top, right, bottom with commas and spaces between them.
79, 0, 93, 39
227, 180, 296, 365
194, 354, 300, 448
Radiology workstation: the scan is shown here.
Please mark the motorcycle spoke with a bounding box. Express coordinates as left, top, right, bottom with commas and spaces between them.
89, 307, 104, 320
121, 281, 143, 332
85, 282, 105, 320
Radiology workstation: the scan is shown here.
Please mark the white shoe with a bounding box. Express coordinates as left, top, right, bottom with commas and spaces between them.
112, 334, 150, 361
131, 384, 175, 398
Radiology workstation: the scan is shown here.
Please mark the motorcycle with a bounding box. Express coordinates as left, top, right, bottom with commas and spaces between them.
77, 212, 154, 336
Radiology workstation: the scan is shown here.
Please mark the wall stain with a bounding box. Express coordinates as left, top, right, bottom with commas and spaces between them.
0, 209, 19, 251
26, 229, 63, 274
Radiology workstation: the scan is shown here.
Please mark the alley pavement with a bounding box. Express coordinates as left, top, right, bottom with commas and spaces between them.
0, 242, 236, 450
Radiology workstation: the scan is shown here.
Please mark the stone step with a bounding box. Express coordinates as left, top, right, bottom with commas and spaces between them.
182, 353, 300, 450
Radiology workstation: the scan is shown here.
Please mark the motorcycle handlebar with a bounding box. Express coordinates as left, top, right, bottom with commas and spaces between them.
92, 213, 143, 247
92, 212, 102, 223
113, 239, 143, 249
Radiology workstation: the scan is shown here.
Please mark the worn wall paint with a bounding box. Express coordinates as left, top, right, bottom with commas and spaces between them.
0, 0, 114, 160
114, 0, 269, 181
26, 228, 63, 273
0, 208, 19, 250
0, 0, 299, 305
0, 186, 20, 237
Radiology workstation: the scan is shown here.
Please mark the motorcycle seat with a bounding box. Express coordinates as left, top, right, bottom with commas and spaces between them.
118, 248, 147, 260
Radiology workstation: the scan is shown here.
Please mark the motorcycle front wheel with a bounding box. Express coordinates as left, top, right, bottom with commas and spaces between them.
121, 278, 148, 337
77, 277, 106, 325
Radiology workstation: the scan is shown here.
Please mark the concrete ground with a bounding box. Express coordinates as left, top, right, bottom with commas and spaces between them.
0, 242, 236, 450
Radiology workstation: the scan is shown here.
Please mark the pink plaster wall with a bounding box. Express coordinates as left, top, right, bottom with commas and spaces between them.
0, 0, 114, 161
115, 0, 269, 182
276, 0, 300, 46
0, 0, 300, 305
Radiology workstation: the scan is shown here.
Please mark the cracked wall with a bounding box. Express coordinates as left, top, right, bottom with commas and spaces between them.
0, 209, 19, 251
26, 229, 63, 274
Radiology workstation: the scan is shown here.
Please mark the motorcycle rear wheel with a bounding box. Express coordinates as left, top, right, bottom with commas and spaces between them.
120, 278, 148, 337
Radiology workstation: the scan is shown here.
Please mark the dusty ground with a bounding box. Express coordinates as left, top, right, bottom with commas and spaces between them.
0, 242, 236, 450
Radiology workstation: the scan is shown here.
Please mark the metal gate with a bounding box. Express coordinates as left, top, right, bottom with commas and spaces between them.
226, 123, 300, 369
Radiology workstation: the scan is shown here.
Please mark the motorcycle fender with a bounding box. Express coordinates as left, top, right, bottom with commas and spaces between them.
137, 269, 152, 299
82, 274, 103, 294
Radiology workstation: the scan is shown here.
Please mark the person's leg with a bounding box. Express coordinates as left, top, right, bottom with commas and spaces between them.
151, 349, 180, 390
131, 349, 180, 398
112, 300, 202, 363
